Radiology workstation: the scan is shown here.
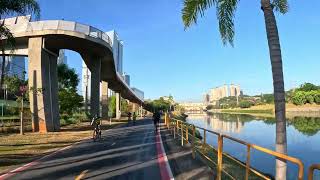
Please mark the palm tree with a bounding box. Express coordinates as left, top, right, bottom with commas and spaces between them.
182, 0, 288, 179
0, 0, 40, 91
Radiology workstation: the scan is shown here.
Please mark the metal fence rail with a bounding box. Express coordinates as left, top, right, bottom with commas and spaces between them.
308, 164, 320, 180
164, 113, 309, 180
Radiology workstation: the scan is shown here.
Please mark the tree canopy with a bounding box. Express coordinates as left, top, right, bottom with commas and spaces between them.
181, 0, 289, 46
57, 64, 83, 115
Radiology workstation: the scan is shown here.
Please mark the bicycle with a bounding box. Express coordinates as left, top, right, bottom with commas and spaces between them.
91, 115, 102, 142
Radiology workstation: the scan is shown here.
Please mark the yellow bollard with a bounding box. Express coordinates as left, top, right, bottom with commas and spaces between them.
186, 125, 189, 142
203, 130, 206, 148
245, 145, 251, 180
217, 135, 223, 180
181, 123, 184, 146
192, 125, 195, 159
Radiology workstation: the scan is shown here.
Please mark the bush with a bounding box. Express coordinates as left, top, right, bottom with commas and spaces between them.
314, 91, 320, 104
305, 91, 315, 104
292, 91, 307, 105
239, 101, 253, 108
206, 105, 214, 110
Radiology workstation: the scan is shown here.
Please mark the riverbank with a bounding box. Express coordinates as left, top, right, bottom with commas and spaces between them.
208, 103, 320, 118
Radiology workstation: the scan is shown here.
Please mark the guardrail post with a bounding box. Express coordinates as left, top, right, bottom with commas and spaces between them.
173, 121, 176, 139
308, 164, 320, 180
192, 125, 195, 159
217, 135, 223, 180
245, 145, 251, 180
203, 129, 206, 148
186, 124, 189, 143
165, 113, 167, 126
181, 123, 184, 146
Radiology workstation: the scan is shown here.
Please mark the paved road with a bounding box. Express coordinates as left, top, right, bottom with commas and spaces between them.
8, 119, 163, 180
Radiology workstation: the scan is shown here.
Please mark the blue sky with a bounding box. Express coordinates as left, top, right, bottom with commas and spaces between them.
37, 0, 320, 102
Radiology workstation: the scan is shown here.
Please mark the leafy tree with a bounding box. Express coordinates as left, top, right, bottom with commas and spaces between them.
239, 100, 253, 109
305, 91, 315, 104
0, 0, 40, 89
181, 0, 290, 178
58, 88, 83, 114
57, 64, 82, 115
4, 75, 26, 97
292, 91, 306, 105
206, 104, 214, 110
57, 64, 79, 90
297, 83, 320, 92
261, 93, 274, 104
108, 95, 116, 117
314, 91, 320, 105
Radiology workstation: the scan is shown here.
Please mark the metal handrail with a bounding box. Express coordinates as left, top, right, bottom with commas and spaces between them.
308, 164, 320, 180
164, 114, 305, 180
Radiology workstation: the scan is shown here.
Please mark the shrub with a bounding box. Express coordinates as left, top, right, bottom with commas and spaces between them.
239, 101, 253, 108
292, 91, 307, 105
206, 105, 214, 110
314, 91, 320, 104
305, 91, 315, 104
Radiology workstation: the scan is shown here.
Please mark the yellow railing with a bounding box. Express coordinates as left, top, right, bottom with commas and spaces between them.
308, 164, 320, 180
164, 113, 307, 180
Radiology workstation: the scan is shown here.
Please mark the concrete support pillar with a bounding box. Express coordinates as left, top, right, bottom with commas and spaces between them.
101, 81, 108, 119
132, 103, 137, 113
89, 58, 101, 117
28, 37, 60, 133
116, 93, 121, 119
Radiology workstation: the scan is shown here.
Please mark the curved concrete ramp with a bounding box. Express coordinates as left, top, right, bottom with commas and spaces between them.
2, 18, 143, 132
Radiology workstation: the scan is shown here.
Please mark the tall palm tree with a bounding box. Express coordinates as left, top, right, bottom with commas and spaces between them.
0, 0, 40, 90
182, 0, 288, 179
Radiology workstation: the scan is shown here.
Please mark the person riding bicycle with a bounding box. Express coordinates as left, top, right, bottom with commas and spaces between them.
90, 115, 101, 141
90, 115, 100, 128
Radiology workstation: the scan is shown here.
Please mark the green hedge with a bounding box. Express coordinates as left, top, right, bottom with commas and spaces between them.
292, 90, 320, 105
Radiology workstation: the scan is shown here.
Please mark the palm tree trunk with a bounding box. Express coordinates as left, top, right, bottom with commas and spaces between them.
261, 0, 287, 179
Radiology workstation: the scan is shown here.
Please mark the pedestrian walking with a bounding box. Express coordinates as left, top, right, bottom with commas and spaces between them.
133, 112, 137, 125
127, 112, 132, 126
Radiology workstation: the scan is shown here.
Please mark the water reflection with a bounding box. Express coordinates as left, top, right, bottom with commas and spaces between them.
190, 112, 320, 136
186, 112, 320, 179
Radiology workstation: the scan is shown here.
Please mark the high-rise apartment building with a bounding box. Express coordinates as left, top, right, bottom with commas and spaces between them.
230, 84, 241, 97
205, 84, 242, 105
57, 50, 67, 64
82, 30, 124, 100
0, 56, 26, 80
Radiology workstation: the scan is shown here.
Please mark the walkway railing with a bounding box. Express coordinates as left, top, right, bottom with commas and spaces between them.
308, 164, 320, 180
164, 113, 308, 180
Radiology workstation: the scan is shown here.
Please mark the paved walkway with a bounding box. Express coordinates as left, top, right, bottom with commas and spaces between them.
2, 119, 213, 180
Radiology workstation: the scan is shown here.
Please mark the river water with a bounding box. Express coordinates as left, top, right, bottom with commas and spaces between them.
186, 113, 320, 179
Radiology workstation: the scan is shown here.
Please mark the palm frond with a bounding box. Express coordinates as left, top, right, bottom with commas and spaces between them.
216, 0, 238, 46
0, 24, 15, 49
272, 0, 289, 14
182, 0, 216, 29
0, 0, 40, 19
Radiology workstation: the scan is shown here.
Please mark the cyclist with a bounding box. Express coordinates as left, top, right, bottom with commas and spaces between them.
90, 115, 101, 141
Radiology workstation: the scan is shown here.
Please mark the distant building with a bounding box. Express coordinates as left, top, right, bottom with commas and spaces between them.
179, 102, 205, 112
57, 49, 67, 64
105, 30, 123, 74
205, 84, 242, 105
82, 30, 124, 100
229, 84, 241, 97
123, 74, 130, 86
132, 87, 144, 100
0, 56, 26, 80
